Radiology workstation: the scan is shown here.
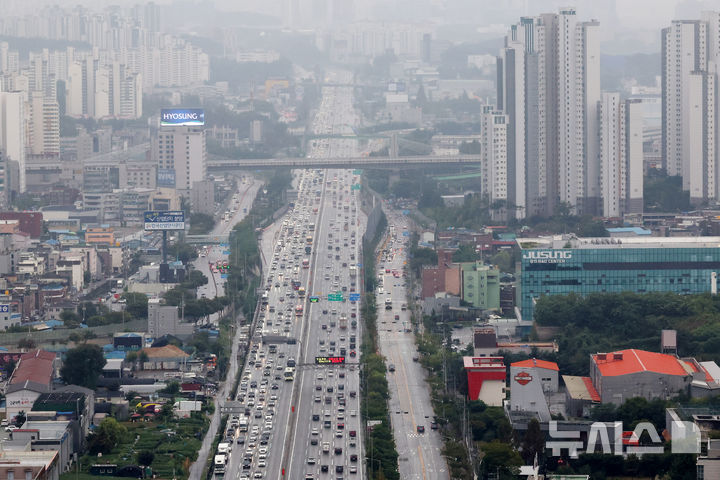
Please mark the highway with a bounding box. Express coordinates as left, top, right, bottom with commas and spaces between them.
285, 74, 365, 480
375, 211, 449, 480
218, 69, 366, 480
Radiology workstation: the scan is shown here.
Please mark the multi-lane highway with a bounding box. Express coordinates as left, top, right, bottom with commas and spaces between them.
375, 211, 449, 480
218, 71, 366, 480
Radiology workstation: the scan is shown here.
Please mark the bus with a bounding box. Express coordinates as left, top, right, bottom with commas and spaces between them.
284, 367, 295, 381
302, 258, 310, 269
295, 304, 304, 316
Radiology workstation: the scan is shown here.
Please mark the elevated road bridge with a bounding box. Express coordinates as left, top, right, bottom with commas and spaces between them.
207, 154, 481, 170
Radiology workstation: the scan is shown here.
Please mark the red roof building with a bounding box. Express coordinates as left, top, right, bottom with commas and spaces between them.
589, 349, 694, 404
5, 350, 57, 419
463, 356, 506, 406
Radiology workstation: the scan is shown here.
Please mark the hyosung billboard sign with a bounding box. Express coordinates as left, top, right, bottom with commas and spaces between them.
160, 108, 205, 127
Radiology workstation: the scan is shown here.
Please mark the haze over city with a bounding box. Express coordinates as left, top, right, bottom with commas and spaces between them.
0, 1, 719, 480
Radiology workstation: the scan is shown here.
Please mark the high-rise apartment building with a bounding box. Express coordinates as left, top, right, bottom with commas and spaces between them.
28, 91, 59, 156
155, 126, 206, 195
497, 8, 601, 218
598, 94, 644, 217
0, 91, 25, 193
662, 12, 720, 205
479, 105, 508, 220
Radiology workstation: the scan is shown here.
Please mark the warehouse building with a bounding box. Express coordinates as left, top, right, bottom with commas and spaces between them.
589, 349, 695, 404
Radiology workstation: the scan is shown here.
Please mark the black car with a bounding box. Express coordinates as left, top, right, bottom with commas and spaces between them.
336, 466, 344, 473
321, 465, 329, 473
350, 454, 357, 462
334, 447, 342, 455
312, 414, 320, 421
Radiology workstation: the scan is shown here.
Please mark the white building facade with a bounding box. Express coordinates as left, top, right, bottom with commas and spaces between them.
662, 13, 720, 205
497, 9, 601, 218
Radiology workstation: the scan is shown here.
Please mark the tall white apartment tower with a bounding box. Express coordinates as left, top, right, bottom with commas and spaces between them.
479, 105, 508, 220
497, 8, 601, 218
155, 125, 206, 196
0, 92, 25, 193
598, 94, 644, 217
662, 12, 720, 205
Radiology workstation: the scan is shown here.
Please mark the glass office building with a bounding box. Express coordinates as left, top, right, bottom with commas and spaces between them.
519, 236, 720, 320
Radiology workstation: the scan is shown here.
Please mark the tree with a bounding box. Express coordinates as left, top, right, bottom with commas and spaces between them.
17, 338, 35, 349
14, 410, 26, 427
88, 417, 127, 454
60, 344, 106, 388
122, 292, 149, 318
60, 309, 80, 326
137, 450, 154, 466
520, 419, 545, 463
480, 441, 522, 478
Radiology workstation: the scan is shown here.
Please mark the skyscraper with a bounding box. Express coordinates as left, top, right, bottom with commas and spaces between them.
497, 8, 601, 218
662, 12, 720, 205
479, 105, 508, 220
598, 94, 644, 217
155, 125, 206, 195
0, 91, 25, 193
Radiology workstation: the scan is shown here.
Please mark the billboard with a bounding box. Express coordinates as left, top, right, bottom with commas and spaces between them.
157, 168, 176, 187
315, 356, 345, 365
143, 211, 185, 231
160, 108, 205, 127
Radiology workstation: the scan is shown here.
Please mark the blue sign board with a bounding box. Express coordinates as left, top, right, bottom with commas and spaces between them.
0, 305, 9, 313
220, 274, 228, 279
143, 211, 185, 231
349, 293, 360, 301
222, 250, 231, 255
157, 168, 176, 187
402, 210, 410, 215
356, 263, 362, 267
220, 243, 229, 247
160, 108, 205, 127
403, 231, 410, 236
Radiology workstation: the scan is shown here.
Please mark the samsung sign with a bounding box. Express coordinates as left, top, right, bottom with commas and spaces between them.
160, 108, 205, 127
523, 250, 573, 264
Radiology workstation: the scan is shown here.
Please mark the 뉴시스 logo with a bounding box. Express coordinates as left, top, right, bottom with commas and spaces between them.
514, 371, 533, 385
545, 420, 701, 457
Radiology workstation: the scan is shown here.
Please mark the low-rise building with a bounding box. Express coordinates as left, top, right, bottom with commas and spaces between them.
0, 450, 60, 480
5, 350, 57, 419
463, 356, 506, 406
590, 349, 694, 405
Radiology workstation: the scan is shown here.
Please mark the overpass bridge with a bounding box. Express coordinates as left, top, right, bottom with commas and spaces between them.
207, 154, 481, 170
185, 234, 230, 245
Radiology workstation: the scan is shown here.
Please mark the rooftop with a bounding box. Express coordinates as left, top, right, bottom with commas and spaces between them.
463, 356, 505, 369
511, 358, 559, 371
517, 235, 720, 250
140, 344, 189, 359
563, 375, 601, 402
592, 349, 694, 377
9, 350, 55, 387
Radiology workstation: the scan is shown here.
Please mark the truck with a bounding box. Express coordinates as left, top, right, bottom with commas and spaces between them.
238, 417, 248, 432
385, 297, 392, 310
214, 454, 227, 475
217, 442, 231, 455
349, 266, 357, 277
305, 245, 312, 254
339, 314, 348, 329
322, 442, 330, 453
